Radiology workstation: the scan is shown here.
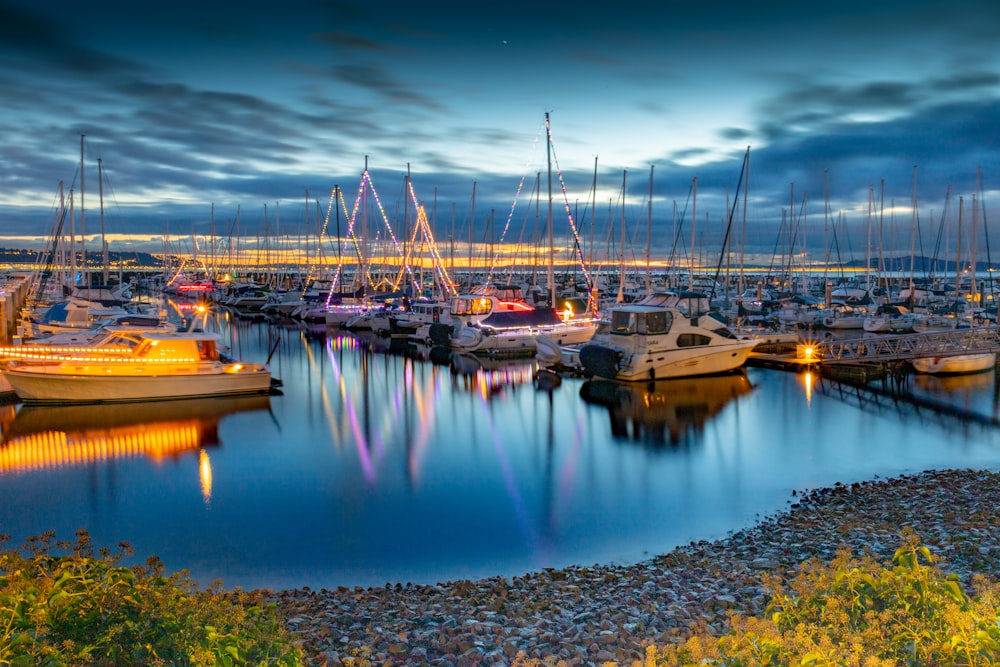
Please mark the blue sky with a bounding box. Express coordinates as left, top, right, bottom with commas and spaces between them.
0, 0, 997, 262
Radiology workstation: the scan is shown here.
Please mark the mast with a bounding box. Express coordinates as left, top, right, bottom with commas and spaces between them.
532, 172, 540, 294
210, 203, 216, 281
69, 188, 76, 287
304, 189, 309, 284
589, 157, 599, 316
690, 176, 697, 289
955, 195, 963, 319
970, 188, 979, 319
80, 134, 86, 288
469, 181, 476, 288
97, 157, 108, 284
865, 184, 873, 294
616, 170, 626, 303
822, 168, 829, 290
404, 163, 410, 294
646, 165, 653, 296
546, 112, 555, 307
739, 148, 750, 306
908, 166, 917, 306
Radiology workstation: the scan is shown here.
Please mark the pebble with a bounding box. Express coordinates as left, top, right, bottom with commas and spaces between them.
269, 468, 1000, 666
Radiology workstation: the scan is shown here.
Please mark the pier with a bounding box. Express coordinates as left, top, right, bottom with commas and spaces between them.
814, 327, 1000, 365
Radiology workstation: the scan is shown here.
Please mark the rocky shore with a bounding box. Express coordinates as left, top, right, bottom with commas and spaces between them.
272, 468, 1000, 666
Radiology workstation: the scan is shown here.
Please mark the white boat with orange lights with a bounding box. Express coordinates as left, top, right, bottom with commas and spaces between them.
3, 331, 273, 404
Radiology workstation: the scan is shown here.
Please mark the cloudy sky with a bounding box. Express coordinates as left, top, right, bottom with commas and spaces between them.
0, 0, 997, 263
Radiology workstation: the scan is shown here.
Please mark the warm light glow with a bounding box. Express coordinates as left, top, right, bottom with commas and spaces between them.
199, 449, 212, 504
802, 370, 814, 405
0, 422, 204, 472
796, 343, 818, 363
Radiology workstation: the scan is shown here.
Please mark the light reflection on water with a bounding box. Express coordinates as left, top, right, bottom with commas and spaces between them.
1, 315, 1000, 591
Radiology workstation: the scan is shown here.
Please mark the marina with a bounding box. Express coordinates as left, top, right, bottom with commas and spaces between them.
2, 299, 1000, 592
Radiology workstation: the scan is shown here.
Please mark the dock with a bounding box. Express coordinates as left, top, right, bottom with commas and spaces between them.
747, 326, 1000, 380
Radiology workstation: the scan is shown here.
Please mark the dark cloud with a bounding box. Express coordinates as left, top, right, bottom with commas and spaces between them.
0, 3, 146, 78
313, 31, 389, 52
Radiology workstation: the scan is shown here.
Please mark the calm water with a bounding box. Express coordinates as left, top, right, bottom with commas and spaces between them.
2, 313, 1000, 591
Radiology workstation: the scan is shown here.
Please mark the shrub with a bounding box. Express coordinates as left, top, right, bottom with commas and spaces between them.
645, 528, 1000, 666
0, 530, 302, 666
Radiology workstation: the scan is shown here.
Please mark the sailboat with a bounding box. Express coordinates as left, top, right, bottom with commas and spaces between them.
445, 113, 601, 354
913, 184, 996, 375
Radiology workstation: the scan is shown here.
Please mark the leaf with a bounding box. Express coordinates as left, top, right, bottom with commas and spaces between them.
939, 580, 967, 604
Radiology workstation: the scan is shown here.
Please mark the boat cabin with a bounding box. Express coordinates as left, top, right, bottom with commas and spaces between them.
132, 332, 224, 363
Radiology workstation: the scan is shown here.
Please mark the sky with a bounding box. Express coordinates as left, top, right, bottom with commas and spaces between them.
0, 0, 998, 265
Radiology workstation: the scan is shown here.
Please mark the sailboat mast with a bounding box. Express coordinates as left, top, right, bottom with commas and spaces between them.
80, 134, 86, 288
955, 195, 963, 316
546, 112, 555, 307
304, 189, 309, 283
98, 157, 108, 285
646, 165, 653, 296
739, 148, 750, 304
469, 181, 476, 288
908, 167, 917, 305
533, 172, 540, 294
690, 177, 697, 289
69, 188, 76, 286
616, 170, 626, 303
866, 184, 873, 294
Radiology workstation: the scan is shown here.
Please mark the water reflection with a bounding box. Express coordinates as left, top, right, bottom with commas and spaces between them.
580, 372, 753, 445
0, 395, 272, 476
913, 368, 996, 394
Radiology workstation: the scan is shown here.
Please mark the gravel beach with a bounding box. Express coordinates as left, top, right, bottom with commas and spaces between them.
272, 468, 1000, 666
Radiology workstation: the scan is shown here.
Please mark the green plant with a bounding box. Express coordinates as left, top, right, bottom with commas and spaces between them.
644, 529, 1000, 666
0, 530, 302, 666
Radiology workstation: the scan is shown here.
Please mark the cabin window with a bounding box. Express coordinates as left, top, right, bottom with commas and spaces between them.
610, 311, 636, 334
197, 340, 217, 361
646, 311, 670, 334
676, 333, 711, 347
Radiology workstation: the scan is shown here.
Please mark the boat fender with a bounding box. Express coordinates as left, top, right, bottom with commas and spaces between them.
535, 336, 563, 364
456, 326, 482, 349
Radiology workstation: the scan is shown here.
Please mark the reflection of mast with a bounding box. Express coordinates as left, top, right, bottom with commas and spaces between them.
541, 386, 555, 541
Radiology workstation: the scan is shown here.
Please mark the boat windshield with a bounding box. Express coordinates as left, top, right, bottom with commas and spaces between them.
611, 310, 672, 335
197, 339, 218, 361
450, 297, 492, 316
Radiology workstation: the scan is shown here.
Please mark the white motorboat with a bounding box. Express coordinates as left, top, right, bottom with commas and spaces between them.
3, 331, 272, 404
911, 353, 996, 375
862, 304, 918, 333
578, 294, 757, 381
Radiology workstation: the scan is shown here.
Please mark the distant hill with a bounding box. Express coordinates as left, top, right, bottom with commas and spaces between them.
0, 247, 164, 268
837, 256, 1000, 273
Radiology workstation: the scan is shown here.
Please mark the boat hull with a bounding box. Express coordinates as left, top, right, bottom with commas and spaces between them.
911, 353, 996, 375
3, 366, 272, 404
583, 342, 755, 381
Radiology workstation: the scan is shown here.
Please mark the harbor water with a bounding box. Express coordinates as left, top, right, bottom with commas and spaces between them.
1, 313, 999, 591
